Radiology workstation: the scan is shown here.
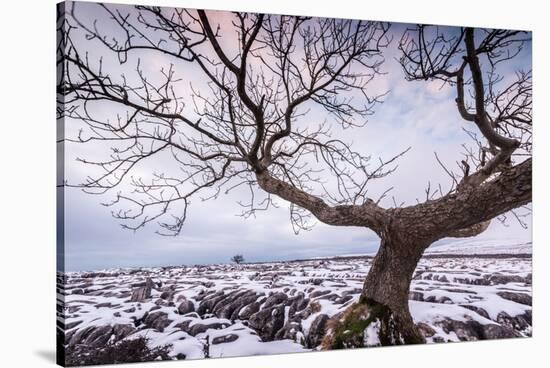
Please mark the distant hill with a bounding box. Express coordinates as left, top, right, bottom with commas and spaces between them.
425, 239, 532, 256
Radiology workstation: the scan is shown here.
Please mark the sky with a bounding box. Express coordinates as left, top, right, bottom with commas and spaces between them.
60, 2, 532, 271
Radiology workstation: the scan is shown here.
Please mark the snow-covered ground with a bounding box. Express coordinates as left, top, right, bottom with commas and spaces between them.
58, 247, 532, 363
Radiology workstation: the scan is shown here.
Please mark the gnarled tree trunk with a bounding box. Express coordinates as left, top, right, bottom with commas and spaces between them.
357, 219, 491, 345
360, 230, 429, 344
321, 223, 430, 348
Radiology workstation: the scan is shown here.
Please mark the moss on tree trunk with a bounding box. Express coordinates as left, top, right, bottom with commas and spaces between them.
322, 297, 424, 349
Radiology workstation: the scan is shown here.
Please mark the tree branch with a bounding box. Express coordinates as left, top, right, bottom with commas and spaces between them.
256, 170, 388, 233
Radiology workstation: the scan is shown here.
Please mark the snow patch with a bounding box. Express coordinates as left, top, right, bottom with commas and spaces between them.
363, 320, 381, 347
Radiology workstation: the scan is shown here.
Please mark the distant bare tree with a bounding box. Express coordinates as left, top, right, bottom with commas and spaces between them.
58, 2, 531, 345
231, 254, 245, 264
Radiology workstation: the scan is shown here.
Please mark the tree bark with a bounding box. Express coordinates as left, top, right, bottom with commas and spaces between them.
359, 226, 428, 344
255, 170, 388, 233
321, 229, 427, 348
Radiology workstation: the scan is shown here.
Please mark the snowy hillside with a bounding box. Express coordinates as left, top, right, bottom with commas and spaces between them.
425, 239, 532, 255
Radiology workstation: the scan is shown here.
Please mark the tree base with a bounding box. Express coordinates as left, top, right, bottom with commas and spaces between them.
321, 298, 425, 349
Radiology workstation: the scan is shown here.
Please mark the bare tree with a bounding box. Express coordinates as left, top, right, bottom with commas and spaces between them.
58, 2, 531, 346
231, 254, 245, 264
